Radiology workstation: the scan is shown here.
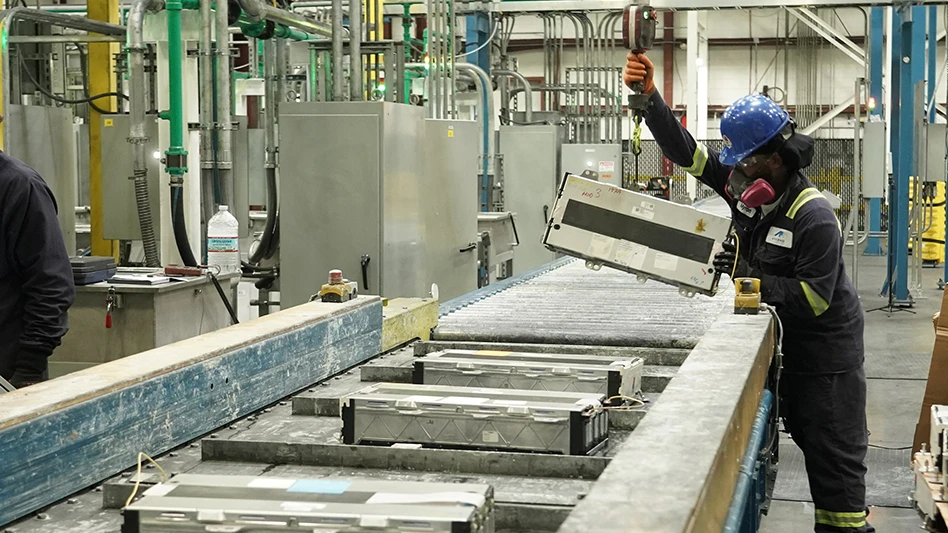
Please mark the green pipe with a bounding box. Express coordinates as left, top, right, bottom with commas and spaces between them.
238, 15, 314, 41
164, 0, 188, 176
309, 46, 318, 101
402, 3, 411, 104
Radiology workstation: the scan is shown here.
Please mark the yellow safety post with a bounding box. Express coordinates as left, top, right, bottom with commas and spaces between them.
88, 0, 120, 259
923, 182, 946, 264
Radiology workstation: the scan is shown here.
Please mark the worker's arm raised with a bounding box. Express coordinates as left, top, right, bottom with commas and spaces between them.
624, 53, 732, 198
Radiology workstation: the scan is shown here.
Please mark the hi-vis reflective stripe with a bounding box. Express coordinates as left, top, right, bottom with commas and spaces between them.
814, 509, 867, 529
786, 187, 824, 219
800, 281, 830, 317
682, 143, 709, 176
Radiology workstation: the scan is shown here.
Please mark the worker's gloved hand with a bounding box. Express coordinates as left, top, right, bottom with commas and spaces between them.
623, 52, 656, 94
11, 346, 50, 388
713, 239, 738, 278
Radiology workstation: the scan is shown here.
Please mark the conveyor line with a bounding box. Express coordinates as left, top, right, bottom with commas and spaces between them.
435, 260, 731, 348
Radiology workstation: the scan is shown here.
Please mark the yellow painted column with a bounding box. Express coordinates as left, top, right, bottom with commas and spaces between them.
88, 0, 120, 258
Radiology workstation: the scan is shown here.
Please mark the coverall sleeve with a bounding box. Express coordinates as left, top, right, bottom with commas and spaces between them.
5, 177, 75, 368
759, 211, 841, 319
643, 91, 733, 198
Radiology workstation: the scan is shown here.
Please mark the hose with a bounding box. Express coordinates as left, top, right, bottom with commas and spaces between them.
249, 167, 280, 262
133, 169, 161, 266
171, 186, 198, 266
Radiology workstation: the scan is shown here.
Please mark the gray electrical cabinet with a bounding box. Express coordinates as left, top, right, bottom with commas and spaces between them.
561, 143, 622, 188
4, 105, 78, 253
232, 120, 266, 238
279, 102, 478, 307
926, 123, 947, 183
499, 125, 563, 275
99, 114, 162, 241
862, 121, 886, 198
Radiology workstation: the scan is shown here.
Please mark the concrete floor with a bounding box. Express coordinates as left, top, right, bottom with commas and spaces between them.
760, 249, 941, 533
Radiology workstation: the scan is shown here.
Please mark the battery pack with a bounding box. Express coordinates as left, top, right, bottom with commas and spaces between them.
122, 474, 494, 533
543, 174, 732, 297
342, 383, 608, 455
413, 349, 644, 399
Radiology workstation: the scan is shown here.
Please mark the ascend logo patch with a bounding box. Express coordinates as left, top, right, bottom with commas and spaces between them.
766, 227, 793, 248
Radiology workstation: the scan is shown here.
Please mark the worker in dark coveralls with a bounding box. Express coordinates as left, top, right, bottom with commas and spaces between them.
624, 53, 870, 532
0, 126, 75, 388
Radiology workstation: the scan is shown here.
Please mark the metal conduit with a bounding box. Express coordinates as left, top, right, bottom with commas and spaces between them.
493, 69, 533, 123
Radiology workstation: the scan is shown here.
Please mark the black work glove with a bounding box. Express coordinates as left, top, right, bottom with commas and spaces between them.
713, 239, 738, 278
11, 346, 51, 388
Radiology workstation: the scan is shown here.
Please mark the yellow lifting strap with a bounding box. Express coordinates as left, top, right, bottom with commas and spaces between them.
786, 187, 824, 219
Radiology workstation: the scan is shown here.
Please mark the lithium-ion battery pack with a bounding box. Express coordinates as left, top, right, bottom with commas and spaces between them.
122, 474, 494, 533
413, 349, 644, 398
342, 383, 608, 455
543, 173, 733, 297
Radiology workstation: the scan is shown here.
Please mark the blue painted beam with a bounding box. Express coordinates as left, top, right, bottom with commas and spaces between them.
465, 12, 491, 74
0, 297, 383, 526
865, 7, 885, 257
929, 6, 938, 124
886, 6, 922, 304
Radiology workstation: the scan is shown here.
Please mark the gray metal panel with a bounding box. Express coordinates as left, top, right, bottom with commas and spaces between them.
378, 103, 426, 298
863, 121, 886, 198
232, 120, 266, 239
76, 123, 90, 207
561, 144, 622, 188
418, 119, 479, 301
499, 125, 562, 274
4, 105, 77, 253
280, 103, 383, 307
98, 114, 162, 240
281, 102, 476, 306
926, 123, 947, 183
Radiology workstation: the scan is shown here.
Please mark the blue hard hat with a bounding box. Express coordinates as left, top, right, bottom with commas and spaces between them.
718, 94, 790, 166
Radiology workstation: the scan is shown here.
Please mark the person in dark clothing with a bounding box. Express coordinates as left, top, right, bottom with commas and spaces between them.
624, 53, 869, 532
0, 150, 75, 388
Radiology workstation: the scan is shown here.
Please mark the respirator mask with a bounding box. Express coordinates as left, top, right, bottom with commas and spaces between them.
725, 154, 777, 209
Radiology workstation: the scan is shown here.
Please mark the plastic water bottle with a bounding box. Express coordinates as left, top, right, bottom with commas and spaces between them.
207, 205, 240, 274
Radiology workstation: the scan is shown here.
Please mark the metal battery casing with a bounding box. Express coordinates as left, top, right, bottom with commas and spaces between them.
123, 474, 494, 533
342, 383, 608, 455
413, 349, 644, 398
543, 174, 733, 297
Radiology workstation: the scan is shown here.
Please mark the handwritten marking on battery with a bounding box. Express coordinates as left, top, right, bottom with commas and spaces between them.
615, 241, 648, 270
695, 219, 707, 233
654, 252, 679, 271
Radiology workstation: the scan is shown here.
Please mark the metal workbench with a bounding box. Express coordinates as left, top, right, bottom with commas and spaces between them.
0, 259, 772, 533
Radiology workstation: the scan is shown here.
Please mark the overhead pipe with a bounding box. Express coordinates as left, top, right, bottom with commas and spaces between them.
236, 0, 338, 38
126, 0, 163, 267
493, 69, 533, 123
331, 0, 345, 100
216, 0, 234, 208
350, 0, 362, 100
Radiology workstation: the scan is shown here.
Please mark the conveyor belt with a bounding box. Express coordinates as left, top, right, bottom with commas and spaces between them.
435, 260, 731, 348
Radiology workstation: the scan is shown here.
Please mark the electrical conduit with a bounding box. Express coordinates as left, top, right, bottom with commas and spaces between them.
456, 63, 494, 209
127, 0, 163, 267
216, 0, 234, 208
493, 69, 533, 123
